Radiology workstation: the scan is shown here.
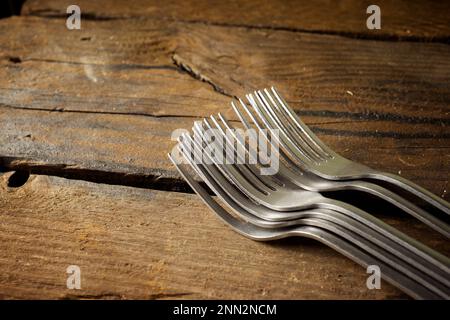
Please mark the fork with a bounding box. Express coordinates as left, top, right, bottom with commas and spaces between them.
249, 87, 450, 216
227, 96, 450, 237
178, 132, 450, 296
186, 125, 450, 285
169, 149, 444, 299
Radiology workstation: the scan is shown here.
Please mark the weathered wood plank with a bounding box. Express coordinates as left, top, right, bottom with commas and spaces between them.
0, 16, 230, 118
170, 23, 450, 123
2, 171, 447, 299
0, 13, 447, 188
1, 16, 449, 120
0, 15, 448, 200
0, 107, 448, 200
22, 0, 450, 41
0, 1, 448, 301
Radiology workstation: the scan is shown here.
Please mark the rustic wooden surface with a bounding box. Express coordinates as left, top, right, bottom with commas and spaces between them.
21, 0, 450, 42
1, 172, 448, 299
0, 0, 449, 299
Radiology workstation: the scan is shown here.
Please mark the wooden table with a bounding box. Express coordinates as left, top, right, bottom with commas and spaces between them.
0, 0, 449, 299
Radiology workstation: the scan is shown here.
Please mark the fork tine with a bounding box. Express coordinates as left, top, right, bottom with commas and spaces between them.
270, 87, 333, 158
205, 115, 248, 164
186, 126, 318, 211
218, 112, 246, 148
232, 96, 313, 180
247, 92, 316, 167
179, 134, 293, 220
208, 114, 285, 191
233, 97, 300, 169
203, 116, 278, 192
233, 96, 284, 156
177, 136, 289, 221
262, 88, 328, 160
251, 90, 320, 164
232, 98, 280, 164
217, 112, 287, 188
239, 93, 300, 166
259, 88, 327, 162
256, 89, 322, 161
207, 116, 256, 166
188, 125, 272, 197
231, 100, 252, 130
237, 96, 266, 132
168, 150, 275, 240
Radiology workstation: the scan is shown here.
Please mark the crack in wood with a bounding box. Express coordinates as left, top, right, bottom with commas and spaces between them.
24, 10, 450, 45
311, 127, 450, 139
62, 292, 126, 300
0, 156, 215, 195
0, 103, 201, 120
24, 9, 124, 21
1, 101, 447, 128
61, 291, 193, 300
171, 53, 237, 99
163, 18, 450, 45
296, 109, 450, 126
15, 57, 179, 71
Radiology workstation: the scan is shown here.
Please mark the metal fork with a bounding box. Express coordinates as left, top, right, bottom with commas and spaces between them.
250, 87, 450, 216
228, 96, 450, 237
188, 124, 450, 285
168, 149, 445, 299
178, 132, 450, 297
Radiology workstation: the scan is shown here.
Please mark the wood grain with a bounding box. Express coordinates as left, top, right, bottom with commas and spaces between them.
22, 0, 450, 41
0, 15, 448, 199
2, 171, 447, 299
1, 16, 449, 119
171, 21, 450, 120
1, 106, 448, 199
0, 16, 230, 118
0, 0, 448, 300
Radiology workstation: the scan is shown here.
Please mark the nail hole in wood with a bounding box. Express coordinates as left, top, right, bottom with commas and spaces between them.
8, 170, 30, 188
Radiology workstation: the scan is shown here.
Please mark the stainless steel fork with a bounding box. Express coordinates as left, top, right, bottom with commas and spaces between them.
169, 149, 445, 299
187, 124, 450, 284
250, 87, 450, 216
177, 132, 450, 297
227, 96, 450, 237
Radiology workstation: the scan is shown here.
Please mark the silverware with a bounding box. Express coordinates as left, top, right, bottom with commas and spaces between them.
169, 149, 445, 299
187, 124, 449, 288
247, 87, 450, 216
168, 87, 450, 299
230, 88, 450, 237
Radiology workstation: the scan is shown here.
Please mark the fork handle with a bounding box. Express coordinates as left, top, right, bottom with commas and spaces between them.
320, 198, 450, 276
368, 172, 450, 216
349, 181, 450, 238
292, 227, 441, 299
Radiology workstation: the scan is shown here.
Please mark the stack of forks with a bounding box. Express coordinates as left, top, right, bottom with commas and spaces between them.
169, 87, 450, 299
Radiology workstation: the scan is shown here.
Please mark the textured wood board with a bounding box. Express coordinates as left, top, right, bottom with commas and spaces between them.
0, 15, 448, 199
1, 106, 448, 199
0, 0, 448, 300
1, 16, 449, 119
21, 0, 450, 41
0, 16, 230, 118
3, 172, 447, 299
171, 24, 450, 120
